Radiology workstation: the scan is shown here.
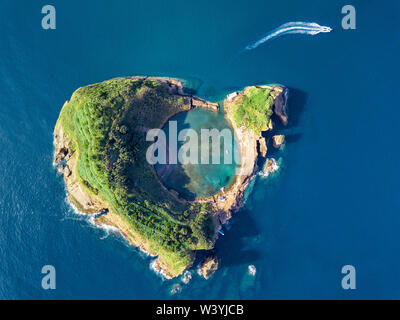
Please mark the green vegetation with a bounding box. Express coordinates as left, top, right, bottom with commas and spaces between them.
231, 87, 274, 135
57, 78, 215, 274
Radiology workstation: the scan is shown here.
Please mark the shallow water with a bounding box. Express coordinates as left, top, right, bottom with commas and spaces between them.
0, 0, 400, 299
155, 108, 239, 199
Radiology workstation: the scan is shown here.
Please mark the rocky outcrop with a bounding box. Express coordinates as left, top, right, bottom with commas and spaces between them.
56, 164, 71, 177
181, 271, 192, 284
258, 137, 268, 157
272, 86, 288, 125
248, 265, 257, 276
261, 158, 279, 177
170, 283, 182, 295
53, 121, 108, 213
64, 165, 72, 177
267, 119, 274, 131
53, 147, 68, 166
191, 97, 219, 112
272, 135, 285, 148
208, 85, 288, 226
198, 254, 219, 279
226, 92, 238, 101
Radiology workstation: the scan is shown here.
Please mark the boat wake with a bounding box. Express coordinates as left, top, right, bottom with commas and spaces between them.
245, 22, 332, 50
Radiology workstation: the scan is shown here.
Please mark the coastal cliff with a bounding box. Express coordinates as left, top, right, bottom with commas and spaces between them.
53, 77, 287, 279
204, 85, 288, 227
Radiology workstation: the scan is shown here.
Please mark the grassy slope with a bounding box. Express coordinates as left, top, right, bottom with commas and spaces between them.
58, 78, 214, 274
231, 87, 275, 135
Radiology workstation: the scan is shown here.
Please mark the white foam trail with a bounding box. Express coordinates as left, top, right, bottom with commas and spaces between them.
245, 22, 332, 50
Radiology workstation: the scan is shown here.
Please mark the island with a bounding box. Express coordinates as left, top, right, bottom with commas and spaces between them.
53, 77, 287, 279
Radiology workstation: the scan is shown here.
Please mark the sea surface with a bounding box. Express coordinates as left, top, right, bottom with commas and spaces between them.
0, 0, 399, 299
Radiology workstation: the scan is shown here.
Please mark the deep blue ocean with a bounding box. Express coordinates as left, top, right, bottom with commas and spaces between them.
1, 0, 399, 299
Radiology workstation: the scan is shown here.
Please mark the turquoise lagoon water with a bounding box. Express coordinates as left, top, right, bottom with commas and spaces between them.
155, 108, 239, 199
1, 0, 400, 299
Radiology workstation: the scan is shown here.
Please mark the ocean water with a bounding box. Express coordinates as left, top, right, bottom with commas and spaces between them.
0, 0, 399, 299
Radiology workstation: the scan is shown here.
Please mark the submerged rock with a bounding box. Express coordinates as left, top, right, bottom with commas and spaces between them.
198, 254, 219, 280
272, 135, 285, 148
170, 283, 182, 295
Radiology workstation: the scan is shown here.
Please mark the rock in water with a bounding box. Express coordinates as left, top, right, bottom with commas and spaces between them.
170, 283, 182, 295
53, 147, 68, 166
198, 254, 219, 279
57, 164, 65, 174
181, 271, 192, 284
248, 265, 257, 276
272, 135, 285, 148
261, 158, 279, 177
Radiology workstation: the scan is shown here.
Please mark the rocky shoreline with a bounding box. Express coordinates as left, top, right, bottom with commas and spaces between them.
204, 85, 288, 228
53, 77, 287, 279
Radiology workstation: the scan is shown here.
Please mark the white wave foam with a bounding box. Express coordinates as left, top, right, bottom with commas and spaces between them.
91, 219, 120, 239
64, 197, 86, 216
245, 22, 332, 50
65, 198, 159, 258
181, 271, 192, 284
259, 158, 280, 178
248, 265, 257, 276
138, 245, 157, 258
65, 197, 122, 240
150, 259, 168, 280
